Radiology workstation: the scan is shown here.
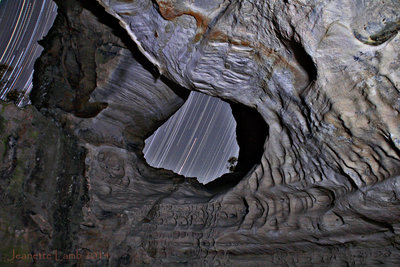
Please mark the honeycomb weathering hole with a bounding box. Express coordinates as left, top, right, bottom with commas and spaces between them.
143, 91, 269, 187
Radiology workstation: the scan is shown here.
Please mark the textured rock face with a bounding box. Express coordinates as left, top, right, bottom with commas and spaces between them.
0, 103, 87, 262
98, 0, 400, 242
2, 0, 400, 265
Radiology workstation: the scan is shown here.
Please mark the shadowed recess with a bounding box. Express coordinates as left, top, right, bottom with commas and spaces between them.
205, 102, 269, 192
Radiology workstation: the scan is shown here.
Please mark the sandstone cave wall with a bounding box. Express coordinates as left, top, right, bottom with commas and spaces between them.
1, 0, 400, 266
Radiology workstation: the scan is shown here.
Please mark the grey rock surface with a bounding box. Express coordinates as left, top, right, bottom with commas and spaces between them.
1, 0, 400, 266
0, 102, 87, 264
94, 0, 400, 264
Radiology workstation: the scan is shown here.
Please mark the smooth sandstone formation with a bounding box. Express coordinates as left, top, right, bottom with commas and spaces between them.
1, 0, 400, 265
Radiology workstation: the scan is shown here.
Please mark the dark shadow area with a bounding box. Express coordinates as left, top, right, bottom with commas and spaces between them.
31, 0, 189, 115
284, 39, 318, 83
79, 0, 190, 100
80, 0, 159, 78
205, 102, 269, 192
231, 103, 269, 173
271, 21, 317, 84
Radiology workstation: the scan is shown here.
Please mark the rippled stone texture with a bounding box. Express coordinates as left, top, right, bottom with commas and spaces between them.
2, 0, 400, 265
95, 0, 400, 264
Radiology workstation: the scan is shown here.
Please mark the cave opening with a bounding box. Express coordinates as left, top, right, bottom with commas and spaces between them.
143, 91, 239, 184
143, 91, 269, 188
74, 0, 270, 188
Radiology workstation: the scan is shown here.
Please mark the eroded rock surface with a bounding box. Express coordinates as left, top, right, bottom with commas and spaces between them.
1, 0, 400, 265
0, 103, 87, 264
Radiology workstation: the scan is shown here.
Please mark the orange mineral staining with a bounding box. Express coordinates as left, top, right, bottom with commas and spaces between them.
156, 0, 210, 42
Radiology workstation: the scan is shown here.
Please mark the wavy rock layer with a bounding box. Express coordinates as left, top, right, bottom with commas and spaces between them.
1, 0, 400, 266
96, 0, 400, 261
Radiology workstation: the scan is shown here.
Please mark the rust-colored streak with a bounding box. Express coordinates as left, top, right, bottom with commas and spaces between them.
207, 30, 287, 68
208, 30, 252, 48
118, 12, 132, 16
208, 30, 229, 42
207, 29, 306, 85
184, 10, 209, 30
155, 1, 305, 85
184, 10, 210, 43
157, 1, 184, 21
156, 1, 210, 43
